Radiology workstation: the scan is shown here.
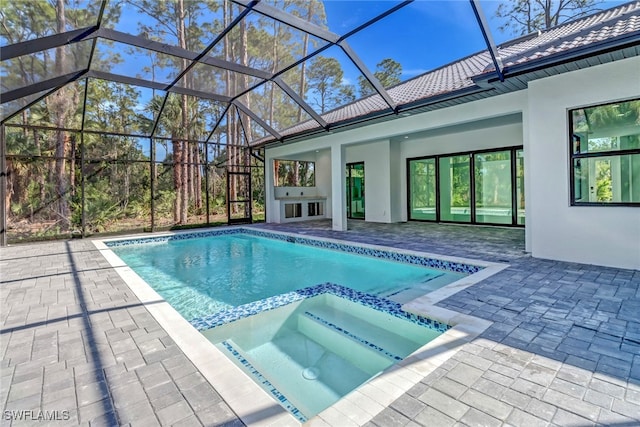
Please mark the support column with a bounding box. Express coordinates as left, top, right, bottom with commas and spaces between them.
264, 153, 278, 223
331, 143, 347, 231
0, 125, 6, 246
522, 105, 532, 253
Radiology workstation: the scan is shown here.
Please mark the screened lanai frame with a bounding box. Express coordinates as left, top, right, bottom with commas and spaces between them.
1, 0, 505, 245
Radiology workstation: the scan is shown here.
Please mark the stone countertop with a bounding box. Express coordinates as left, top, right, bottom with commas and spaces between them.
275, 196, 327, 200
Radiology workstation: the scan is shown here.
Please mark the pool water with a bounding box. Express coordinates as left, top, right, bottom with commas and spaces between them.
113, 233, 464, 321
202, 293, 443, 421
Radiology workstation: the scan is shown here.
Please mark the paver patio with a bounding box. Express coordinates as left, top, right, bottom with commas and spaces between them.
1, 221, 639, 426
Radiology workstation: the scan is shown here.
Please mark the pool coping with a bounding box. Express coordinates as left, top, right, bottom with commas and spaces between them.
93, 225, 506, 426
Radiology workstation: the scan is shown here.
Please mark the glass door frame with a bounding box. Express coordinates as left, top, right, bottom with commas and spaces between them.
346, 161, 365, 220
406, 145, 524, 227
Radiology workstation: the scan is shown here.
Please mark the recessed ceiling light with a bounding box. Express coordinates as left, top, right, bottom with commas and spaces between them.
404, 136, 409, 139
401, 112, 411, 117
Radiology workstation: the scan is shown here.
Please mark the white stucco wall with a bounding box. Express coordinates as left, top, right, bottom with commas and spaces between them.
265, 91, 528, 225
390, 140, 403, 222
345, 140, 393, 223
315, 150, 332, 215
264, 58, 640, 268
527, 56, 640, 270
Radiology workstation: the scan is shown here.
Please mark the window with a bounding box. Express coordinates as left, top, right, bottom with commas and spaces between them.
274, 159, 315, 187
570, 99, 640, 205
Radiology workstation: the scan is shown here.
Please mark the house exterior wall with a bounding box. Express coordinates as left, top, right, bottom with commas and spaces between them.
264, 56, 639, 269
526, 56, 640, 270
345, 140, 393, 223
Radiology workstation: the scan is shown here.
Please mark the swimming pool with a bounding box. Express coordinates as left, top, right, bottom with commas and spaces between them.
109, 228, 472, 322
99, 227, 501, 425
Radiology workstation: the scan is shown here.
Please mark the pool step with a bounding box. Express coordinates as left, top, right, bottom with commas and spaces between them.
296, 314, 395, 376
220, 332, 371, 419
301, 304, 422, 360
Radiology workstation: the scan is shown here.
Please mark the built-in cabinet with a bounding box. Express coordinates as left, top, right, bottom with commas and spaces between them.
279, 197, 326, 222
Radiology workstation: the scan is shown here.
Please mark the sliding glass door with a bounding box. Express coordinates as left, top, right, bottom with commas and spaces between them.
516, 149, 525, 225
474, 150, 512, 224
408, 147, 524, 226
346, 162, 365, 219
439, 155, 472, 223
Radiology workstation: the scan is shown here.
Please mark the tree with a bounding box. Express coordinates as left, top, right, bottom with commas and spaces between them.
4, 0, 340, 237
127, 0, 216, 224
307, 56, 353, 113
358, 58, 402, 97
1, 0, 123, 237
495, 0, 603, 35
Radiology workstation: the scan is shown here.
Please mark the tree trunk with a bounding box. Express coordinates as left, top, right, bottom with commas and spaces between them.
239, 3, 251, 216
33, 129, 45, 204
53, 0, 69, 228
194, 143, 202, 210
187, 141, 194, 206
69, 133, 76, 198
226, 0, 237, 215
297, 1, 313, 121
177, 0, 189, 224
172, 139, 183, 223
545, 0, 552, 29
269, 18, 278, 125
5, 157, 14, 223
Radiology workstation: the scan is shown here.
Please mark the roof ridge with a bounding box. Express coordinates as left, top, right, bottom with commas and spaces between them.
496, 1, 640, 65
317, 2, 640, 117
497, 1, 639, 49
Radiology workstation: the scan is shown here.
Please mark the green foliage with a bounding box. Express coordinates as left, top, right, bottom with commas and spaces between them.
410, 160, 436, 209
274, 159, 314, 187
474, 152, 512, 208
4, 0, 346, 239
448, 156, 471, 208
307, 56, 355, 113
358, 58, 403, 97
595, 160, 613, 202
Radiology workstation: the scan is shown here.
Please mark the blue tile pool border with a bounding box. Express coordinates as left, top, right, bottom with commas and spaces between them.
104, 227, 482, 274
190, 282, 451, 333
219, 340, 307, 423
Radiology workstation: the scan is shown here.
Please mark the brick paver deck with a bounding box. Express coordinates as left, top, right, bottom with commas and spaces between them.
1, 221, 639, 426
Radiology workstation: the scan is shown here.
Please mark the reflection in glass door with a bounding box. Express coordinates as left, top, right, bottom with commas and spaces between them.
346, 162, 365, 219
516, 149, 525, 224
474, 150, 512, 224
439, 155, 471, 223
409, 158, 437, 220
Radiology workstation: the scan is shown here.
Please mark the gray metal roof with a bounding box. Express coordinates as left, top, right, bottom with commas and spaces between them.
258, 1, 640, 147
